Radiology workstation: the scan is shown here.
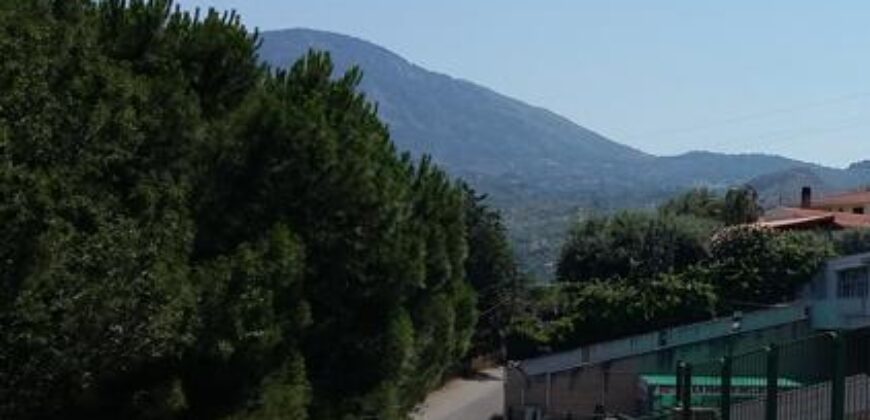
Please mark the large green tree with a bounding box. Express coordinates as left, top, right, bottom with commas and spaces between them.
659, 187, 724, 221
708, 225, 833, 307
462, 185, 524, 361
660, 185, 762, 226
0, 1, 508, 419
556, 211, 714, 284
722, 185, 763, 225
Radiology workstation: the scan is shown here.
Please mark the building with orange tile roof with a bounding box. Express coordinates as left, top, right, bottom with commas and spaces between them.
759, 187, 870, 230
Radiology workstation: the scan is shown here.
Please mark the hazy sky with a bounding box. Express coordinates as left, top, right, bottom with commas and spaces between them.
176, 1, 870, 167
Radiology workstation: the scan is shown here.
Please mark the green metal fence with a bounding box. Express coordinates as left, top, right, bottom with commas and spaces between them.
659, 329, 870, 420
508, 328, 870, 420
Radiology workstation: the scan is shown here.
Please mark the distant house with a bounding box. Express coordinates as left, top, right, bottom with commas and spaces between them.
810, 189, 870, 214
759, 187, 870, 230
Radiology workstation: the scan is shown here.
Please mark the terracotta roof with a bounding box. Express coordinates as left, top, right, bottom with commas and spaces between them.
811, 190, 870, 207
759, 214, 836, 229
761, 207, 870, 229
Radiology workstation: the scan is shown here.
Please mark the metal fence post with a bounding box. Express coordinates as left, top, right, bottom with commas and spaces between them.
831, 332, 845, 420
676, 361, 684, 410
720, 355, 732, 420
766, 345, 778, 420
682, 363, 692, 420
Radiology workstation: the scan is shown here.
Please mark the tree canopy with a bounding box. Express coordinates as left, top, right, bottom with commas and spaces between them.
659, 185, 763, 225
659, 187, 724, 221
708, 225, 833, 308
556, 211, 715, 284
517, 197, 834, 359
462, 186, 524, 361
0, 2, 521, 418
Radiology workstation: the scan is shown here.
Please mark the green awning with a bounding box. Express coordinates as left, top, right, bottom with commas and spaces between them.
640, 374, 801, 388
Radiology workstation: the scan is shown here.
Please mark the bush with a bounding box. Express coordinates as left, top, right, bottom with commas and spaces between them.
526, 272, 717, 353
709, 225, 833, 307
527, 216, 832, 356
833, 229, 870, 255
557, 211, 716, 284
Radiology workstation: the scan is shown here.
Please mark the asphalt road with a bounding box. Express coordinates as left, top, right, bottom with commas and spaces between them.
413, 368, 504, 420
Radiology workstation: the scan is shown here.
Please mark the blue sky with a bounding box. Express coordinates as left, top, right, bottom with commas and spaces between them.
176, 0, 870, 167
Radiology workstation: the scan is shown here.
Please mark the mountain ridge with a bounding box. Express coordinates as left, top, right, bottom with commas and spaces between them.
260, 29, 650, 176
260, 29, 863, 175
259, 28, 870, 278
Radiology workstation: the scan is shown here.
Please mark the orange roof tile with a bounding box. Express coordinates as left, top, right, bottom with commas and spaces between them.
761, 207, 870, 229
758, 214, 835, 229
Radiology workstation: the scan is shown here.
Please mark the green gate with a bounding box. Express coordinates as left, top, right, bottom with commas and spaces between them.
636, 329, 870, 420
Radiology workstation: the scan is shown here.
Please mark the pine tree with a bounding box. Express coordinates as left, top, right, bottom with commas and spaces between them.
0, 2, 518, 418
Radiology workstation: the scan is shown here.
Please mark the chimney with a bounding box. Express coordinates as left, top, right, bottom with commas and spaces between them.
801, 186, 812, 209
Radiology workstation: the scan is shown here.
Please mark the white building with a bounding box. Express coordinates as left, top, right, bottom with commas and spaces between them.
804, 252, 870, 330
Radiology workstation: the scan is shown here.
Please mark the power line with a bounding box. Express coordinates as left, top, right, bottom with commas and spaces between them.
625, 91, 870, 141
694, 114, 870, 153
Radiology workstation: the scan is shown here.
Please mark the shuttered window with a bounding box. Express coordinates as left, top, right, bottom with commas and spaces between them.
837, 267, 869, 298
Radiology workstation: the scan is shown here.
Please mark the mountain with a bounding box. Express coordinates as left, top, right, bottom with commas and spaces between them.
259, 29, 650, 187
259, 28, 870, 278
645, 151, 814, 187
850, 161, 870, 171
748, 167, 831, 208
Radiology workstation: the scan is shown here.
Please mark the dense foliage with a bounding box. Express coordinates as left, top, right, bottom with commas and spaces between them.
0, 2, 520, 419
462, 186, 525, 361
514, 192, 836, 358
659, 185, 763, 225
722, 186, 764, 225
833, 228, 870, 255
508, 273, 716, 357
556, 211, 715, 284
707, 225, 833, 308
659, 187, 725, 221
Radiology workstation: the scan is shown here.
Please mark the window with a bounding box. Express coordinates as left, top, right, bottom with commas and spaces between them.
837, 267, 869, 298
854, 207, 865, 214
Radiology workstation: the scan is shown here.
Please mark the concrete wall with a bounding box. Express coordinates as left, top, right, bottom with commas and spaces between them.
505, 358, 643, 419
505, 320, 815, 418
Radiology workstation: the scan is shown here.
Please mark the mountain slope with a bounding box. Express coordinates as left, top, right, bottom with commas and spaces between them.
644, 151, 820, 187
260, 29, 650, 183
748, 167, 831, 208
259, 28, 870, 278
